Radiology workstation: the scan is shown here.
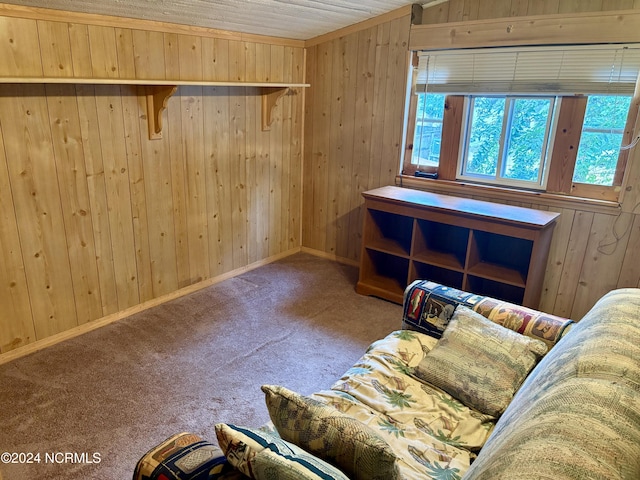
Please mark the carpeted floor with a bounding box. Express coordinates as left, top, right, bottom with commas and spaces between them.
0, 253, 402, 480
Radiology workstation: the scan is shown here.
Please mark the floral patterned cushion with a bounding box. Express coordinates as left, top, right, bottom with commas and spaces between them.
262, 384, 399, 480
215, 423, 349, 480
313, 330, 496, 480
414, 307, 548, 418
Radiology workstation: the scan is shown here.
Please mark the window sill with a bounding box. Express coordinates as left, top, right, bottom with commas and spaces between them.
396, 175, 622, 215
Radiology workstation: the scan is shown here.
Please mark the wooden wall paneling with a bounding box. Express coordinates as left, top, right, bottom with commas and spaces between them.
309, 42, 332, 253
602, 0, 636, 9
552, 210, 595, 317
477, 0, 513, 19
289, 47, 304, 249
180, 85, 210, 282
333, 35, 358, 259
244, 43, 258, 264
115, 28, 136, 79
75, 84, 119, 314
538, 207, 575, 312
162, 33, 190, 287
421, 2, 450, 25
132, 30, 166, 80
228, 41, 248, 267
570, 211, 632, 318
511, 0, 530, 16
301, 45, 316, 251
526, 0, 561, 15
617, 213, 640, 287
36, 20, 73, 77
281, 47, 294, 251
380, 16, 410, 185
87, 25, 119, 78
254, 43, 271, 260
67, 23, 93, 77
0, 17, 42, 77
0, 85, 77, 338
94, 85, 140, 309
178, 34, 204, 82
45, 84, 103, 323
347, 27, 377, 262
558, 0, 603, 13
368, 23, 391, 195
0, 129, 35, 352
324, 38, 344, 257
444, 0, 465, 22
120, 86, 154, 302
268, 45, 284, 256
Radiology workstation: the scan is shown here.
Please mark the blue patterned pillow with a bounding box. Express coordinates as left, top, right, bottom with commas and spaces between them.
215, 423, 349, 480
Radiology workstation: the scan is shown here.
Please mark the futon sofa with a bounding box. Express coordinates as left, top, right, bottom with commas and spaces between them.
134, 281, 640, 480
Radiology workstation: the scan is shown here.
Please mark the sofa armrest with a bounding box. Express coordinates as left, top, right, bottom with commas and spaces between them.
402, 280, 573, 348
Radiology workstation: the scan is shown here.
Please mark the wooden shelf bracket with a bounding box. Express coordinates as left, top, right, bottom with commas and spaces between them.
261, 87, 288, 131
146, 85, 178, 140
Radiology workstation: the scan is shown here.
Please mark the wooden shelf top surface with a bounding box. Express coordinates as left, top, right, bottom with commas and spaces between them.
0, 77, 310, 88
363, 186, 560, 228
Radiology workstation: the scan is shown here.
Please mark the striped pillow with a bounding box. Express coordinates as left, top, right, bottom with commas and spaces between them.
215, 423, 348, 480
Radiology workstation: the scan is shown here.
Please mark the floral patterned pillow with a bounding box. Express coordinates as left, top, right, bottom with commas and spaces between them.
262, 384, 399, 480
414, 306, 548, 417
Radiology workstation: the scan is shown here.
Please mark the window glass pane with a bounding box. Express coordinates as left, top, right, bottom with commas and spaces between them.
574, 95, 631, 185
503, 98, 552, 182
465, 97, 505, 176
411, 93, 445, 167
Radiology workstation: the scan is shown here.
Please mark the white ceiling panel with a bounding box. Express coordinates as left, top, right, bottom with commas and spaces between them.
2, 0, 420, 40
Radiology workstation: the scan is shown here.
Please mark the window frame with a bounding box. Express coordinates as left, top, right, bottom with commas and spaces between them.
403, 89, 637, 203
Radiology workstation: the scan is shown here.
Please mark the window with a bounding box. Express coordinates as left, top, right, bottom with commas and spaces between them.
403, 45, 640, 201
459, 95, 556, 189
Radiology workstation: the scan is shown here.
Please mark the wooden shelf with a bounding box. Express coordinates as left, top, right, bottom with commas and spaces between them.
0, 77, 310, 139
357, 186, 559, 308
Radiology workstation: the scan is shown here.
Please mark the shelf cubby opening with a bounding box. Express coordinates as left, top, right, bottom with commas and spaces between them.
364, 209, 413, 257
465, 275, 525, 304
361, 248, 410, 296
467, 230, 532, 285
412, 219, 469, 270
411, 261, 464, 289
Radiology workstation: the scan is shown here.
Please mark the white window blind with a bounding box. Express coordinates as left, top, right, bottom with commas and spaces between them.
416, 44, 640, 95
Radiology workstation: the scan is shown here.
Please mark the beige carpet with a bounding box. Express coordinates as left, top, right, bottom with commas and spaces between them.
0, 253, 402, 479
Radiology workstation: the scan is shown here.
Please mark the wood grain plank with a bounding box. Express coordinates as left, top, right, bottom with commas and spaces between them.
181, 85, 210, 283
67, 23, 93, 77
115, 28, 136, 79
268, 45, 284, 256
347, 27, 377, 262
120, 86, 153, 302
0, 126, 35, 352
75, 84, 119, 315
477, 0, 513, 19
571, 211, 631, 319
131, 30, 166, 80
558, 0, 604, 13
538, 207, 575, 313
87, 25, 119, 78
617, 212, 640, 287
255, 43, 272, 259
526, 0, 560, 15
301, 45, 316, 252
94, 85, 140, 309
281, 47, 294, 251
244, 43, 258, 263
0, 16, 42, 76
289, 47, 304, 249
0, 84, 77, 338
37, 20, 73, 77
45, 84, 103, 324
178, 34, 203, 81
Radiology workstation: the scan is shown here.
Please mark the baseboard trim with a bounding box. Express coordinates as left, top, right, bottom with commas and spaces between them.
0, 247, 301, 366
300, 246, 359, 267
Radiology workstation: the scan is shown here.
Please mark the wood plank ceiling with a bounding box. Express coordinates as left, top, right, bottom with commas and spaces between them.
0, 0, 421, 39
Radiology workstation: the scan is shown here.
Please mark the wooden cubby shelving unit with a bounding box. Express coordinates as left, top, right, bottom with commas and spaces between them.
356, 186, 560, 308
0, 77, 309, 139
